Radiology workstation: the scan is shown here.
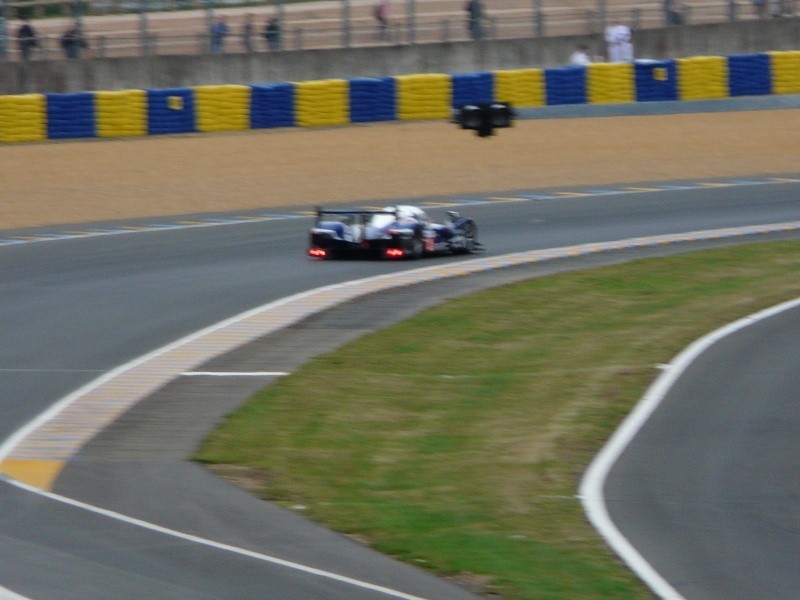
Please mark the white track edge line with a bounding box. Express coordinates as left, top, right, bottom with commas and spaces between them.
578, 296, 800, 600
4, 476, 429, 600
0, 587, 30, 600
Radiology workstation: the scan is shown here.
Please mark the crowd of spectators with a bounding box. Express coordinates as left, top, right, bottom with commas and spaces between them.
207, 14, 284, 53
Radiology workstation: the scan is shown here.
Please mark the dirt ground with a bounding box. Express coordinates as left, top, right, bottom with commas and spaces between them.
1, 109, 798, 231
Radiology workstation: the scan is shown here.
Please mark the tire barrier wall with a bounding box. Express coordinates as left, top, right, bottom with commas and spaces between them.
295, 79, 350, 127
2, 51, 800, 143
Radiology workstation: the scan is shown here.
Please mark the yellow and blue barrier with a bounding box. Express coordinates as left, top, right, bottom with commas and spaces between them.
294, 79, 350, 127
46, 92, 95, 139
770, 50, 800, 95
349, 77, 396, 123
677, 56, 729, 100
2, 51, 799, 143
494, 68, 545, 107
147, 88, 196, 134
545, 66, 587, 105
635, 61, 678, 101
0, 94, 46, 143
250, 82, 295, 129
452, 72, 494, 108
588, 62, 635, 104
728, 53, 771, 96
396, 73, 452, 120
96, 90, 148, 138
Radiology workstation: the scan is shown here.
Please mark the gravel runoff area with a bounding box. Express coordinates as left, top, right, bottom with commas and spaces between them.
2, 105, 800, 232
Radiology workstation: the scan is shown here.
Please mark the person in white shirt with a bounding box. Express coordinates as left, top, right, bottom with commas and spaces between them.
604, 19, 633, 62
569, 44, 592, 66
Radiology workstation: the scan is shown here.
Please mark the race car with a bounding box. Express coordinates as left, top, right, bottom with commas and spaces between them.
308, 205, 481, 260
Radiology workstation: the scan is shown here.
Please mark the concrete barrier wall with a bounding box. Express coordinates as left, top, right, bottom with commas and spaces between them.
3, 50, 800, 143
2, 19, 800, 95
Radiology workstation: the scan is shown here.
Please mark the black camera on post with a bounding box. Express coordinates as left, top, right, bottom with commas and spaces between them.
453, 102, 514, 138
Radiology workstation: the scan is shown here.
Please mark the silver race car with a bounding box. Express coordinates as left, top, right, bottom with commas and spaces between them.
308, 205, 481, 260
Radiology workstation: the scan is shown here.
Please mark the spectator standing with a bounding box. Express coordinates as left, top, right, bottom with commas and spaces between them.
604, 19, 633, 63
210, 16, 229, 54
664, 0, 685, 25
465, 0, 484, 41
569, 44, 591, 66
264, 17, 281, 51
17, 18, 39, 61
374, 0, 391, 42
61, 23, 88, 59
242, 13, 255, 52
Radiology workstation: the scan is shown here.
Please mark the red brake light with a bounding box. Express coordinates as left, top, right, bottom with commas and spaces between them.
385, 248, 404, 259
308, 248, 327, 258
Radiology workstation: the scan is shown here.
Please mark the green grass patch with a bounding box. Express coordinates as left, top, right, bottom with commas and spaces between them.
195, 239, 800, 599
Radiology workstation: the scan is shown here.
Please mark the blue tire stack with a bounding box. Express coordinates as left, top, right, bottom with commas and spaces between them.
545, 67, 587, 105
46, 92, 95, 139
250, 83, 296, 129
634, 60, 678, 102
349, 77, 396, 123
146, 88, 195, 135
728, 54, 771, 97
451, 72, 494, 108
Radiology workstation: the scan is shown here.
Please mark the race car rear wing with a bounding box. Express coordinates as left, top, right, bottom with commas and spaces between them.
314, 207, 397, 224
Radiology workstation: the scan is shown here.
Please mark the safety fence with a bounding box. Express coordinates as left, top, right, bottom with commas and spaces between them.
2, 50, 800, 142
2, 0, 798, 60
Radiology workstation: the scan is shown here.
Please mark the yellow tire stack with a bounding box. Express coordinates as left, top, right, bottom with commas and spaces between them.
587, 62, 635, 104
194, 84, 251, 133
396, 74, 452, 120
294, 79, 349, 127
95, 90, 147, 138
494, 69, 545, 107
0, 94, 46, 143
769, 50, 800, 95
677, 56, 729, 100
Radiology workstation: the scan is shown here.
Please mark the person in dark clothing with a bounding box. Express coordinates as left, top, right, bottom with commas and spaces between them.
61, 23, 88, 59
209, 16, 229, 54
664, 0, 685, 25
264, 16, 281, 51
17, 18, 39, 61
242, 13, 255, 53
465, 0, 483, 41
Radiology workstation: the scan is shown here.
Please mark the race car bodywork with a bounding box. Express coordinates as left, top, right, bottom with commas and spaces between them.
308, 205, 480, 260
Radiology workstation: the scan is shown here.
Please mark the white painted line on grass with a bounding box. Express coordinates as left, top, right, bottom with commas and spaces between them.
181, 371, 290, 377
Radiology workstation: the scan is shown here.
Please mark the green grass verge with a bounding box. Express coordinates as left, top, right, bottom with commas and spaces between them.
194, 239, 800, 599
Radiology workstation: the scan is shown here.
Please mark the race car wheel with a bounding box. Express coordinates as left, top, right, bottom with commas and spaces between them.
455, 221, 478, 254
404, 234, 424, 259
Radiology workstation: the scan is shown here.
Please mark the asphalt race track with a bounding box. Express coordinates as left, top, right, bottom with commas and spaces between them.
1, 179, 800, 599
599, 299, 800, 600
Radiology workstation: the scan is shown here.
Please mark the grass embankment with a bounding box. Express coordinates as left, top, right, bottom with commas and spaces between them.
195, 239, 800, 599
